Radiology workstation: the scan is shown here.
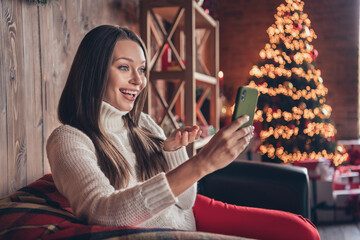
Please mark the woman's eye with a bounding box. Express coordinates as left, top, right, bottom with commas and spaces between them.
139, 67, 146, 73
118, 65, 129, 71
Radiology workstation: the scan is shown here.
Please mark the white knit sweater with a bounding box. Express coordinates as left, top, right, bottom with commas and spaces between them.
46, 101, 197, 230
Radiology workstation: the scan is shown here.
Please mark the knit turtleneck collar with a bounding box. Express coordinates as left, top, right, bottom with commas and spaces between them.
100, 101, 129, 132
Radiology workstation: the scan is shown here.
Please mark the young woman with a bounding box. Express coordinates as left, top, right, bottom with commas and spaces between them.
46, 25, 319, 240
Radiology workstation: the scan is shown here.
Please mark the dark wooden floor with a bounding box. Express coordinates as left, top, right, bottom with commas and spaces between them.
317, 222, 360, 240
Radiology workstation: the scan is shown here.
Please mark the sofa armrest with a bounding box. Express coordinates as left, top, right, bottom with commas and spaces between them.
197, 160, 310, 219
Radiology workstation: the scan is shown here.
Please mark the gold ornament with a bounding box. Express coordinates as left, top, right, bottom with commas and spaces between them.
263, 104, 270, 112
337, 145, 344, 153
321, 108, 329, 117
284, 81, 294, 89
299, 102, 307, 110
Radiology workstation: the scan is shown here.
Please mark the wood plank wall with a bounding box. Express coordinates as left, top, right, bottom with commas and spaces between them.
0, 0, 139, 197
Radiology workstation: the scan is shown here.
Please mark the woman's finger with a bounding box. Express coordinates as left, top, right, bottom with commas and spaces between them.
235, 125, 254, 140
195, 130, 202, 140
224, 125, 254, 150
188, 129, 198, 143
180, 125, 199, 133
226, 130, 254, 157
220, 115, 250, 136
234, 134, 253, 155
181, 131, 189, 146
176, 130, 182, 140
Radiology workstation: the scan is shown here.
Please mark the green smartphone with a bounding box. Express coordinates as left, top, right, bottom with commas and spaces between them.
232, 86, 259, 129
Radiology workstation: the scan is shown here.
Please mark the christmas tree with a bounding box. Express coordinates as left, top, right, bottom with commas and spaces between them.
247, 0, 348, 166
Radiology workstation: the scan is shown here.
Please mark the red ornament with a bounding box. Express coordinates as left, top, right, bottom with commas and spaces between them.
258, 79, 265, 85
348, 145, 360, 165
284, 12, 290, 17
161, 44, 171, 71
271, 106, 278, 112
289, 54, 294, 60
310, 49, 319, 61
273, 96, 281, 102
289, 124, 295, 130
276, 142, 282, 147
305, 120, 311, 127
293, 23, 302, 31
253, 120, 262, 137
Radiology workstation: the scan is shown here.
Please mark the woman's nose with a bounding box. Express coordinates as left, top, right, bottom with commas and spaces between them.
130, 71, 142, 85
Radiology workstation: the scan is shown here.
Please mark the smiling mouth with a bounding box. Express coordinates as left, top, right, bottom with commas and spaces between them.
120, 89, 138, 101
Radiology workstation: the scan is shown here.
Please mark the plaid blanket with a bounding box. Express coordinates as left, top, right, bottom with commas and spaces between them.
0, 174, 243, 240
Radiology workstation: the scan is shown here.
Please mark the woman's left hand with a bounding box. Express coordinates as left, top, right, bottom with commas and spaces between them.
163, 126, 202, 151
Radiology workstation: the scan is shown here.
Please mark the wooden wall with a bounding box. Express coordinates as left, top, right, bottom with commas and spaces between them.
0, 0, 139, 197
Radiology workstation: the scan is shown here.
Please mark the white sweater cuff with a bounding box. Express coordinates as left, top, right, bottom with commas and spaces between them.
162, 147, 189, 169
139, 172, 177, 214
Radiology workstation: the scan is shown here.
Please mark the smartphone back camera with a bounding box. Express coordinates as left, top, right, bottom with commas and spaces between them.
240, 89, 246, 102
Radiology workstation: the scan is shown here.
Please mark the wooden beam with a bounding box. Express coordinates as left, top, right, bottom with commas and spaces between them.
22, 1, 43, 185
3, 0, 27, 193
166, 8, 185, 70
213, 21, 220, 130
184, 0, 196, 156
0, 0, 8, 196
196, 87, 210, 126
194, 3, 217, 27
150, 70, 185, 81
194, 72, 217, 85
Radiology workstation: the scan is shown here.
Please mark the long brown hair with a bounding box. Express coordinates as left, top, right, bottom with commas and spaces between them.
58, 25, 169, 189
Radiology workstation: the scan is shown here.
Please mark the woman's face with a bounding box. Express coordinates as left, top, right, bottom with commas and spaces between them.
104, 40, 147, 111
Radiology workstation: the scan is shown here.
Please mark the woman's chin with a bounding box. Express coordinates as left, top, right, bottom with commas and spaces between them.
111, 103, 133, 112
120, 106, 133, 112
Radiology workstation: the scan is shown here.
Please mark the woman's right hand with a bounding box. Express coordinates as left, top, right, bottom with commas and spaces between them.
194, 115, 254, 176
166, 115, 254, 197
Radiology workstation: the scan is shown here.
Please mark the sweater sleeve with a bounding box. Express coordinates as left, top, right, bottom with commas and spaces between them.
46, 125, 177, 227
139, 113, 197, 210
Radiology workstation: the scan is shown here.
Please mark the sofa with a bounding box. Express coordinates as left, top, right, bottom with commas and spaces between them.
0, 160, 309, 239
198, 160, 310, 218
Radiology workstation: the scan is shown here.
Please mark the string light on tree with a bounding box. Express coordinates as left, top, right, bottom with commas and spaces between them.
247, 0, 348, 166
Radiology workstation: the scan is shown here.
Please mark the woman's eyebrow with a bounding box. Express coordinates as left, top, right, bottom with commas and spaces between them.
113, 57, 133, 63
113, 57, 146, 64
